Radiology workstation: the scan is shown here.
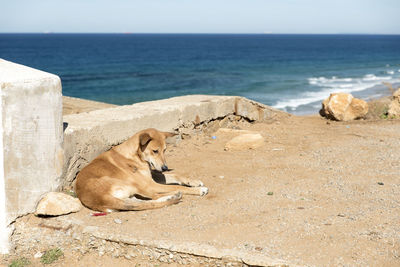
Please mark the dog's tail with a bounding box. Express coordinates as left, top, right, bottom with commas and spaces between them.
105, 192, 182, 211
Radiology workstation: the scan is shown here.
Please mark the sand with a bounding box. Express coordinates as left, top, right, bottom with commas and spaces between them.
2, 96, 400, 267
63, 96, 117, 115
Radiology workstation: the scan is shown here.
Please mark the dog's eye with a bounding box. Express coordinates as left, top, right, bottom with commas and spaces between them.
153, 150, 159, 154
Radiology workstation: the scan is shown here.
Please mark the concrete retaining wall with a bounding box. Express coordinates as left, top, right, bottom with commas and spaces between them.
0, 59, 63, 253
62, 95, 282, 187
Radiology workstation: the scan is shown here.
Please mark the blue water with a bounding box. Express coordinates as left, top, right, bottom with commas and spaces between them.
1, 34, 400, 114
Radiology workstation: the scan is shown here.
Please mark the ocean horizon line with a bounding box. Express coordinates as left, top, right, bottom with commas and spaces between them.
1, 32, 400, 36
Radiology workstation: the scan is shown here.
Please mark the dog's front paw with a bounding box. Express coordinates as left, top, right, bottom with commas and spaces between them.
188, 180, 204, 187
199, 187, 209, 196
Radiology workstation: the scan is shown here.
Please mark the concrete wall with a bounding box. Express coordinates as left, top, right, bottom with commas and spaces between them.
62, 95, 283, 187
0, 59, 63, 253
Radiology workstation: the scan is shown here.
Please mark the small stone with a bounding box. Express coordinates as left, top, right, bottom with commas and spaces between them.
377, 182, 384, 185
114, 218, 122, 224
34, 251, 43, 258
219, 175, 224, 179
35, 192, 82, 216
98, 248, 105, 256
225, 133, 264, 151
159, 256, 168, 263
152, 251, 161, 260
112, 250, 120, 258
128, 251, 137, 258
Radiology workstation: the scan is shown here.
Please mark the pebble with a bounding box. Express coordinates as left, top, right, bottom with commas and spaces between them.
114, 218, 122, 224
34, 251, 43, 258
112, 250, 120, 258
219, 175, 224, 179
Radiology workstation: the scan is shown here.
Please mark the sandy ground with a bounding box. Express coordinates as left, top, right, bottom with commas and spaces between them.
63, 96, 117, 115
2, 98, 400, 267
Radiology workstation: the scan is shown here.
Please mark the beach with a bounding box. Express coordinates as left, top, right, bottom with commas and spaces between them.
3, 95, 399, 266
62, 96, 117, 115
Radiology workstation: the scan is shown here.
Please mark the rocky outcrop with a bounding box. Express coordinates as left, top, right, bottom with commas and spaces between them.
321, 93, 368, 121
35, 192, 82, 216
388, 89, 400, 118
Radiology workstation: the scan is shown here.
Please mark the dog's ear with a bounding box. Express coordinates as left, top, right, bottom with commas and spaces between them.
163, 131, 178, 138
139, 132, 152, 151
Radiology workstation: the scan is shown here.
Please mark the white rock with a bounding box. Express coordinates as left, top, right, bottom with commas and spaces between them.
34, 251, 43, 258
225, 133, 264, 151
35, 192, 82, 216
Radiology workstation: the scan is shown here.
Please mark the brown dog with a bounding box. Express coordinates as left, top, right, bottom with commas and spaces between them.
75, 128, 208, 212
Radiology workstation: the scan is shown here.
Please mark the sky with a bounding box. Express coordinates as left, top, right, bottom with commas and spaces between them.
1, 0, 399, 34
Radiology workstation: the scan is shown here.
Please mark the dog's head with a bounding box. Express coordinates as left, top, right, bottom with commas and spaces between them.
137, 128, 177, 172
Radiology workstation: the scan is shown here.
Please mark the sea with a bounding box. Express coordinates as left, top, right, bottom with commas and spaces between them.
1, 33, 400, 115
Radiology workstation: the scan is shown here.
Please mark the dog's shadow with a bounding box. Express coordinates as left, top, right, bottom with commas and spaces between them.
151, 170, 180, 185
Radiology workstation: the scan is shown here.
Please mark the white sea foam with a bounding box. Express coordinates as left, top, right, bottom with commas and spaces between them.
273, 73, 400, 110
363, 74, 391, 81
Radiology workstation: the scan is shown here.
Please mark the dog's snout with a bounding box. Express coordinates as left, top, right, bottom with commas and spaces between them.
161, 165, 168, 171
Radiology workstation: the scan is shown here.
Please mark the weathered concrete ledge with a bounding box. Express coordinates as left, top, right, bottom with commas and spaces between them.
81, 225, 298, 266
62, 95, 284, 187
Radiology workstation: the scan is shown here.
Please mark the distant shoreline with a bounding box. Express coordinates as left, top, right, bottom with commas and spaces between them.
1, 32, 400, 36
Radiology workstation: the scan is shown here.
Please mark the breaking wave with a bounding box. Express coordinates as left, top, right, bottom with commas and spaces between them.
273, 73, 400, 110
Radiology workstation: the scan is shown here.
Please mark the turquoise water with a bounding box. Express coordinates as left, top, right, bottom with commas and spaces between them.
1, 34, 400, 114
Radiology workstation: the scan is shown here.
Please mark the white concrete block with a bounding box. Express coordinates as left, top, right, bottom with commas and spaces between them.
0, 59, 63, 253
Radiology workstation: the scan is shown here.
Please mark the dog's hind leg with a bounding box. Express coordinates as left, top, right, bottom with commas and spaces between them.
151, 171, 204, 187
140, 182, 209, 198
103, 192, 182, 212
164, 173, 204, 187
